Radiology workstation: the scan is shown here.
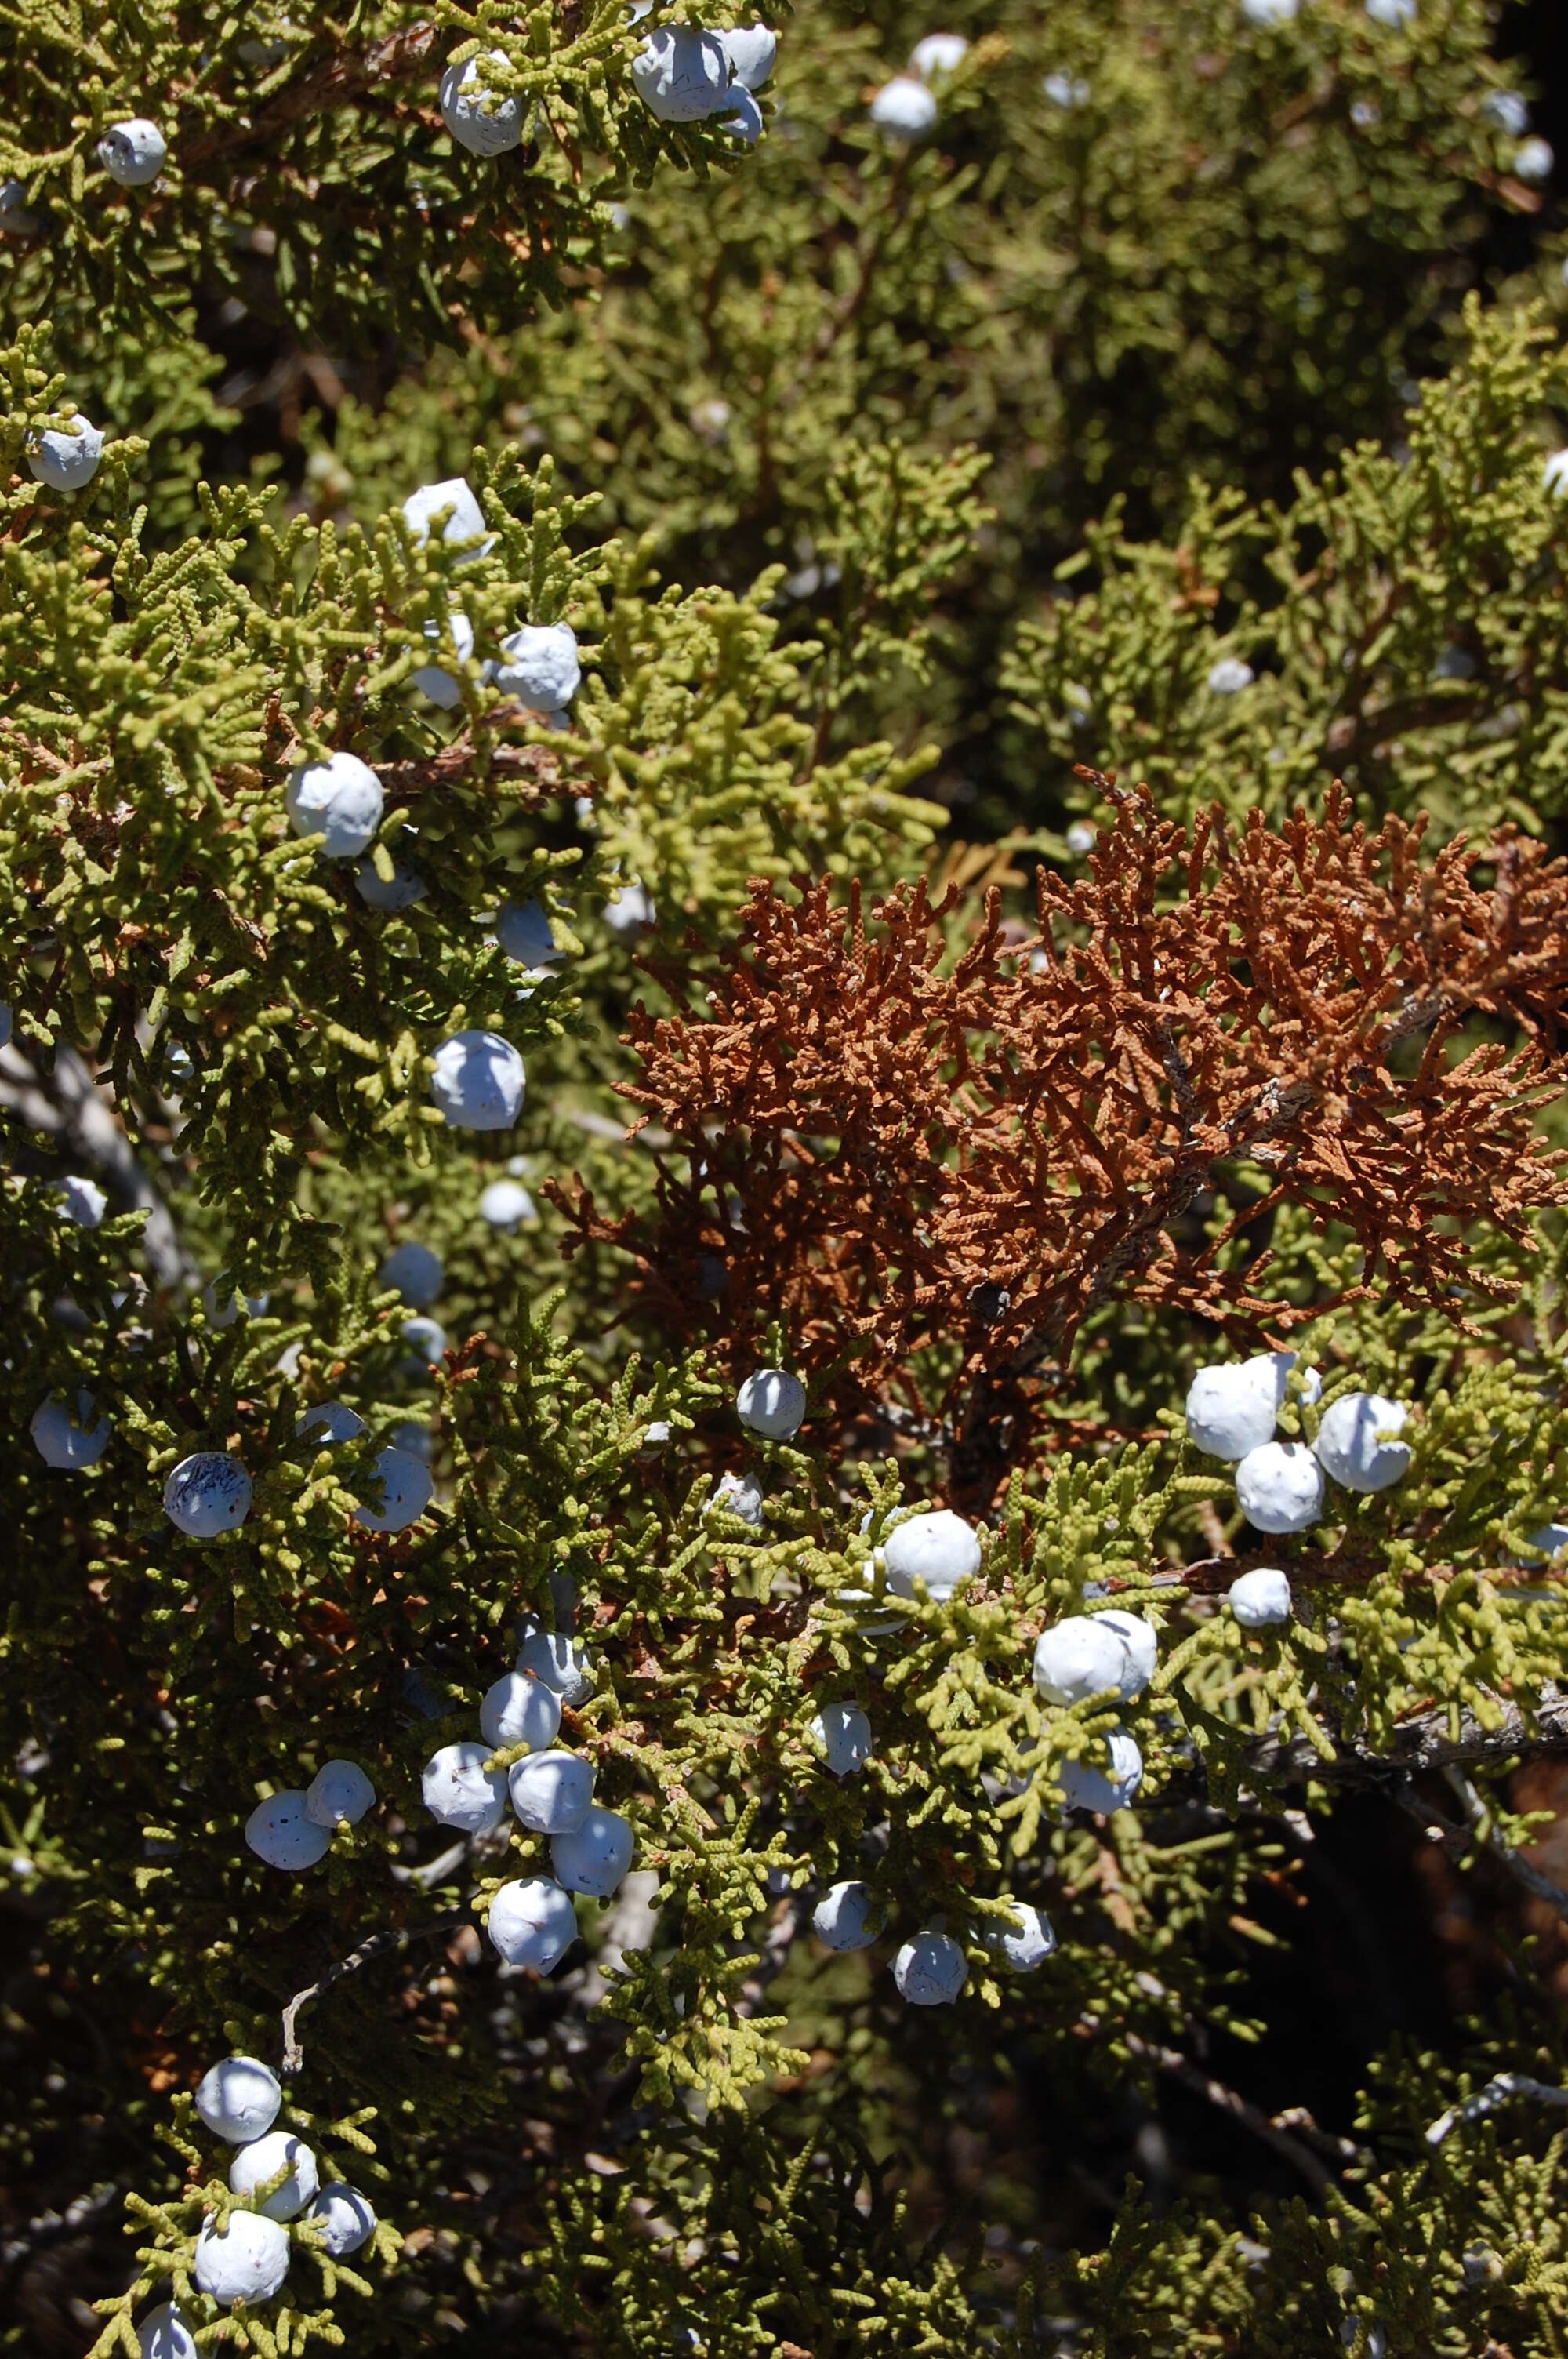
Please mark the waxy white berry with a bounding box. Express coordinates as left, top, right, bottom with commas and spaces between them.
303, 2182, 377, 2258
1515, 137, 1555, 184
1313, 1393, 1411, 1493
736, 1367, 806, 1440
1544, 449, 1568, 498
31, 1390, 111, 1470
810, 1703, 873, 1778
485, 1877, 577, 1972
1033, 1615, 1128, 1705
412, 609, 476, 707
492, 622, 580, 711
379, 1241, 444, 1308
1235, 1441, 1324, 1534
296, 1401, 367, 1447
27, 415, 105, 491
195, 2054, 281, 2143
97, 118, 166, 184
1483, 91, 1530, 137
1185, 1351, 1312, 1461
204, 1281, 269, 1329
1240, 0, 1298, 22
480, 1670, 562, 1751
51, 1175, 107, 1226
430, 1030, 526, 1130
356, 851, 426, 910
497, 898, 566, 965
1096, 1609, 1159, 1687
721, 24, 777, 89
869, 77, 938, 139
632, 26, 733, 122
1058, 1726, 1143, 1816
480, 1177, 536, 1228
909, 32, 967, 78
892, 1928, 967, 2005
423, 1741, 506, 1834
487, 1875, 579, 1972
1033, 1611, 1155, 1706
136, 2301, 198, 2359
813, 1880, 876, 1950
604, 881, 655, 934
285, 751, 384, 860
983, 1899, 1057, 1972
717, 86, 764, 144
352, 1445, 432, 1533
691, 396, 732, 442
439, 53, 525, 156
517, 1624, 597, 1705
707, 1470, 764, 1527
883, 1507, 980, 1601
1229, 1566, 1293, 1627
1207, 656, 1255, 694
401, 1315, 446, 1369
1366, 0, 1416, 24
1043, 71, 1091, 108
245, 1790, 331, 1871
551, 1804, 635, 1897
163, 1452, 252, 1539
304, 1761, 375, 1827
194, 2212, 290, 2306
509, 1749, 595, 1835
229, 2129, 320, 2221
401, 477, 492, 561
1527, 1521, 1568, 1559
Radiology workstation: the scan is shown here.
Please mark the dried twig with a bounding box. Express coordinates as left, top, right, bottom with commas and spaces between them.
279, 1914, 467, 2076
1118, 2026, 1333, 2197
1374, 1769, 1568, 1934
1233, 1686, 1568, 1791
555, 787, 1568, 1499
1426, 2072, 1568, 2147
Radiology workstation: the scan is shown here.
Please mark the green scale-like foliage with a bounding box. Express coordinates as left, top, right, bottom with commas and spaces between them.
314, 0, 1537, 793
1002, 302, 1568, 841
1, 323, 949, 1268
6, 2, 1568, 2356
0, 0, 779, 343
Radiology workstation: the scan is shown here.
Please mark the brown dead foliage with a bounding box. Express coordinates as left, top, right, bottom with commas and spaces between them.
553, 779, 1568, 1498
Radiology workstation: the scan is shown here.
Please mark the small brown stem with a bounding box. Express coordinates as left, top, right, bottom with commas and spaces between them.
278, 1913, 467, 2077
1119, 2027, 1333, 2197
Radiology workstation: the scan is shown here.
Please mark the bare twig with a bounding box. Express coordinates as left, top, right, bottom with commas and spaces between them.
572, 1870, 662, 2008
279, 1914, 467, 2076
179, 25, 442, 173
390, 1836, 472, 1892
1385, 1776, 1568, 1928
1439, 1766, 1568, 1928
1118, 2026, 1332, 2197
1229, 1685, 1568, 1791
0, 1042, 195, 1289
736, 1891, 810, 2019
0, 2186, 125, 2285
1426, 2072, 1568, 2147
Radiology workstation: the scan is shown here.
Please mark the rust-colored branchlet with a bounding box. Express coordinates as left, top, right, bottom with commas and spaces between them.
554, 780, 1568, 1499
